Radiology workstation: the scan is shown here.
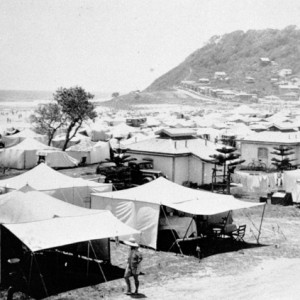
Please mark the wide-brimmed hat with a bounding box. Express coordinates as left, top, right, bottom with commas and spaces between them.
124, 237, 139, 247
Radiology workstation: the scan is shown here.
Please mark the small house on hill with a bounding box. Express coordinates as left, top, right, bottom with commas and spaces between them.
198, 78, 210, 85
260, 57, 271, 66
214, 72, 227, 80
125, 128, 222, 186
281, 92, 299, 101
278, 68, 292, 77
278, 85, 300, 96
245, 76, 255, 84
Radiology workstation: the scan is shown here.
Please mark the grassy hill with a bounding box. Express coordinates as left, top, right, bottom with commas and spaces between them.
146, 25, 300, 96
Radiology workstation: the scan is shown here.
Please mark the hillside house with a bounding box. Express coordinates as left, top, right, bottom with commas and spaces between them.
219, 90, 237, 100
278, 85, 300, 97
235, 93, 257, 102
180, 80, 196, 90
245, 76, 255, 84
125, 128, 221, 186
198, 78, 210, 85
260, 57, 271, 66
270, 77, 279, 85
280, 92, 299, 101
278, 69, 292, 78
214, 72, 227, 80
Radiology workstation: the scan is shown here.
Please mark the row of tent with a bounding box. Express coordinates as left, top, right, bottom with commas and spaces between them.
0, 136, 110, 169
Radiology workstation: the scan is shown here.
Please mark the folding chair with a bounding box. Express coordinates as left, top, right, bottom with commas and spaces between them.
231, 225, 246, 242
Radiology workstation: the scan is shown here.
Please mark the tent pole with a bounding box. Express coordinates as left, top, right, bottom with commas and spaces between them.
86, 242, 90, 277
257, 203, 266, 244
33, 253, 48, 298
89, 241, 107, 282
182, 217, 194, 241
162, 207, 184, 256
28, 253, 34, 293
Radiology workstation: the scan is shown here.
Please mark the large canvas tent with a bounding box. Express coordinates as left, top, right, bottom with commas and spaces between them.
0, 138, 57, 169
283, 169, 300, 203
91, 177, 264, 249
66, 139, 110, 164
0, 190, 139, 286
0, 163, 112, 207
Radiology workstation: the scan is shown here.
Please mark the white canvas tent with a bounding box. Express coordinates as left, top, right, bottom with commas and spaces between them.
2, 128, 48, 147
91, 177, 264, 249
0, 163, 112, 207
66, 140, 110, 164
37, 149, 79, 168
283, 169, 300, 203
0, 190, 139, 285
51, 134, 82, 149
0, 138, 58, 169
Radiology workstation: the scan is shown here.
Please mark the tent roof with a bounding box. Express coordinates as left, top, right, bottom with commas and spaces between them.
6, 137, 56, 150
0, 163, 107, 190
0, 190, 98, 224
4, 128, 45, 139
1, 190, 139, 252
232, 105, 257, 115
93, 177, 263, 215
66, 138, 97, 151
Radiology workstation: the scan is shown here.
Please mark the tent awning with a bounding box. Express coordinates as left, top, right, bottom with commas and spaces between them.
93, 177, 264, 215
3, 211, 139, 252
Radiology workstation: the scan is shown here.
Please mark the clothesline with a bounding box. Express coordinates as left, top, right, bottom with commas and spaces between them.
232, 171, 283, 195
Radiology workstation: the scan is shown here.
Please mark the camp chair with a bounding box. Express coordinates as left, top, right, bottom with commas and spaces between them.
231, 225, 246, 242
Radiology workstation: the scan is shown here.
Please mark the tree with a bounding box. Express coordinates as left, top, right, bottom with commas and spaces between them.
30, 102, 65, 146
112, 92, 120, 98
210, 146, 245, 194
271, 145, 296, 171
54, 86, 97, 151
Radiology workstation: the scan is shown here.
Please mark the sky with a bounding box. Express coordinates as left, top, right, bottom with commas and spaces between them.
1, 0, 300, 94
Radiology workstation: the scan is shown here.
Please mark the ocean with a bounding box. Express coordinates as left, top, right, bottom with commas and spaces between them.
0, 90, 112, 107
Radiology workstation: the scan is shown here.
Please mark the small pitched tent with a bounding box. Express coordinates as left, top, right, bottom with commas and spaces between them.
66, 139, 110, 165
0, 163, 112, 207
0, 190, 139, 288
51, 134, 82, 149
36, 149, 79, 168
0, 138, 57, 169
91, 177, 264, 249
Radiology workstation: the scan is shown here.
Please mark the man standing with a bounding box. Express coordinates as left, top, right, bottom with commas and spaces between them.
124, 237, 143, 295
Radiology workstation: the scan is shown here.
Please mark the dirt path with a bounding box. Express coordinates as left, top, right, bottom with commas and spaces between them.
109, 258, 300, 300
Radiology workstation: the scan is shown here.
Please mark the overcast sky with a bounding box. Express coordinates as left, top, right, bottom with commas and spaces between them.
1, 0, 300, 94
